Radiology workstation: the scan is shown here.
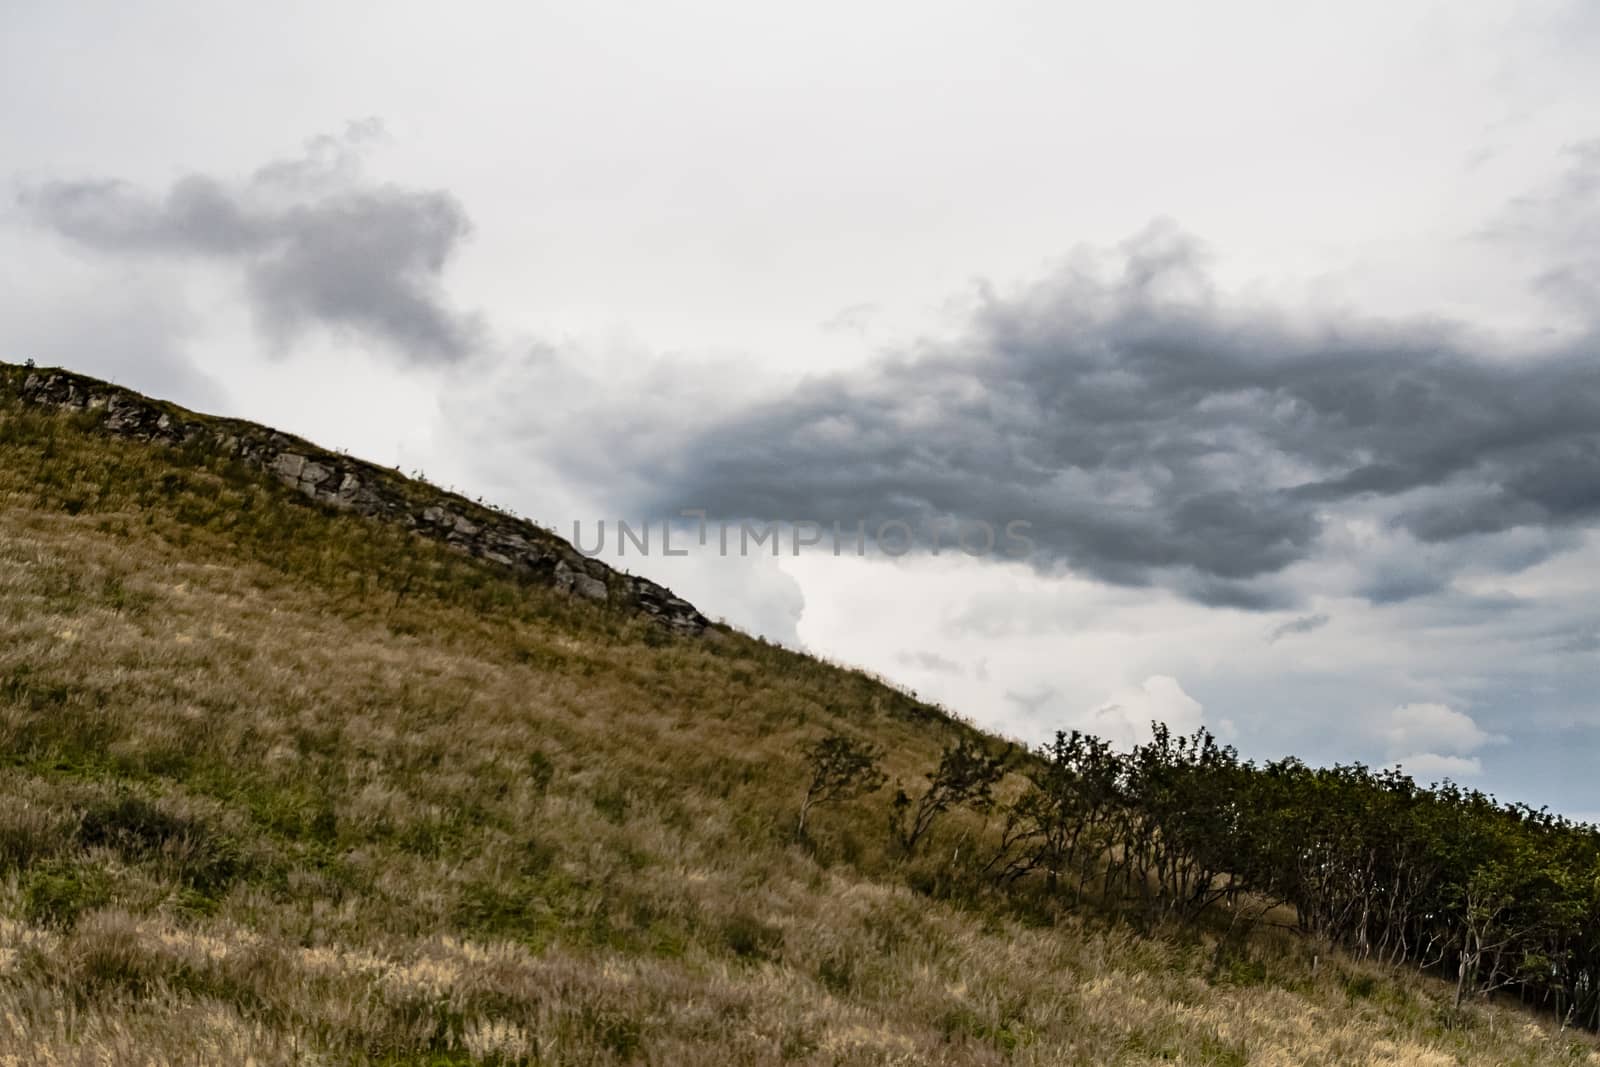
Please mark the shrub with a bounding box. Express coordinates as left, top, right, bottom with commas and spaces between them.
0, 798, 68, 871
795, 733, 885, 840
78, 792, 242, 896
890, 737, 1009, 855
22, 859, 112, 928
722, 912, 784, 961
527, 750, 555, 795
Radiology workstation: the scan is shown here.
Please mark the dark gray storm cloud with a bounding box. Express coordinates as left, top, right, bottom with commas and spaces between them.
18, 122, 481, 364
616, 220, 1600, 608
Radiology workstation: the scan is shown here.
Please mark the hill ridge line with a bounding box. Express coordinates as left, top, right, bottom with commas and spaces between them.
1, 362, 713, 637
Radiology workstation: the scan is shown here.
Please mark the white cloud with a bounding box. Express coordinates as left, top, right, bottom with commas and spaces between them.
1088, 675, 1206, 751
1380, 702, 1502, 757
1391, 753, 1483, 780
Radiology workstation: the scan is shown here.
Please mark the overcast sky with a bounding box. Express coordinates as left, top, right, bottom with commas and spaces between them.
5, 1, 1600, 814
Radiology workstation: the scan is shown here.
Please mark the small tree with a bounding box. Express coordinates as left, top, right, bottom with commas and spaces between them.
986, 730, 1122, 897
891, 737, 1009, 856
796, 734, 886, 840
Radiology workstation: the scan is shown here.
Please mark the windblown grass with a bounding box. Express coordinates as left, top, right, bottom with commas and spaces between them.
0, 396, 1594, 1064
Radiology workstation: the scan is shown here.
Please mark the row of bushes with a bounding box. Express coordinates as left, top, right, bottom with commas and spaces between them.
805, 724, 1600, 1027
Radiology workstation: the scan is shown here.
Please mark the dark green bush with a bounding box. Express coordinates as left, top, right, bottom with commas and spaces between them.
22, 860, 112, 928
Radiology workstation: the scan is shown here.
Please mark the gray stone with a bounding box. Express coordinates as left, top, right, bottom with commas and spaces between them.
555, 561, 610, 601
573, 574, 608, 600
6, 363, 712, 636
272, 453, 307, 482
299, 461, 333, 486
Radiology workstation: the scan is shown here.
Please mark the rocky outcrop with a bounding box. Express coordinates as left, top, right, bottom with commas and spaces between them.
3, 365, 713, 637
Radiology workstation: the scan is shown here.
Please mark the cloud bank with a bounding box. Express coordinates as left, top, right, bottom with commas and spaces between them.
580, 198, 1600, 610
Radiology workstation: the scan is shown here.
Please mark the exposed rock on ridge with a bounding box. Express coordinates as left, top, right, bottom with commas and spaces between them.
3, 364, 712, 637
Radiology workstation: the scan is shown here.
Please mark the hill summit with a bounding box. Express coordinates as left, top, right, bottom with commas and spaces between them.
8, 365, 710, 636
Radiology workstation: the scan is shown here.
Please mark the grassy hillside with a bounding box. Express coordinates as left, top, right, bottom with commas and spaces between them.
0, 372, 1595, 1065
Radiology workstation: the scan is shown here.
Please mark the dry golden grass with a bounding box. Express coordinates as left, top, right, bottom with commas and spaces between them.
0, 400, 1595, 1064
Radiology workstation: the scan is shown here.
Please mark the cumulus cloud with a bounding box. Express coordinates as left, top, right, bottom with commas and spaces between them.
18, 120, 482, 365
1380, 702, 1503, 757
1392, 752, 1483, 781
1087, 675, 1206, 751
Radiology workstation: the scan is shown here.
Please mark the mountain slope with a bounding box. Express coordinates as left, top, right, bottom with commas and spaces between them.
10, 366, 710, 636
0, 362, 1593, 1066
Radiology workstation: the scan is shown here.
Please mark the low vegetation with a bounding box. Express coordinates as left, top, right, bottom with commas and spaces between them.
0, 365, 1596, 1064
